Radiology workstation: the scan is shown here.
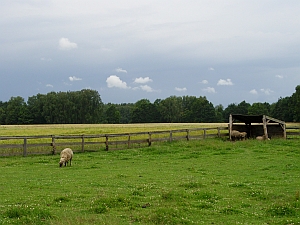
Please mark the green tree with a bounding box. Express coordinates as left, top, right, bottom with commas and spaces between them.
5, 96, 31, 124
190, 96, 216, 122
42, 92, 58, 123
223, 103, 238, 122
290, 85, 300, 122
0, 101, 7, 124
105, 104, 120, 124
237, 101, 250, 114
27, 94, 47, 124
271, 97, 293, 121
248, 102, 270, 115
115, 103, 134, 124
222, 101, 250, 122
158, 96, 183, 122
77, 89, 103, 123
131, 99, 158, 123
215, 104, 224, 122
181, 96, 198, 122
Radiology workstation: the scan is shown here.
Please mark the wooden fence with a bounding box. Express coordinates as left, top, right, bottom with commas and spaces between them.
0, 126, 299, 157
286, 126, 300, 139
0, 127, 227, 157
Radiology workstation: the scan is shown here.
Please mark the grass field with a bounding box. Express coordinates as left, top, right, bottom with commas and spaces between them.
0, 134, 299, 224
0, 123, 228, 136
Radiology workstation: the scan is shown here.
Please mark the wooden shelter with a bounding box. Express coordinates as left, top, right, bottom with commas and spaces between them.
229, 114, 286, 140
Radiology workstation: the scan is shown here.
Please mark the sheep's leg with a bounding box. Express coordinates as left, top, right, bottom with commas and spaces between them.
70, 158, 72, 166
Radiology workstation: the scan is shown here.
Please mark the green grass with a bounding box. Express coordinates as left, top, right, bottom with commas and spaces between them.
0, 138, 300, 224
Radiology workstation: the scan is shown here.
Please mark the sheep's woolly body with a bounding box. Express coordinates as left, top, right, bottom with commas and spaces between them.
59, 148, 73, 167
256, 135, 270, 141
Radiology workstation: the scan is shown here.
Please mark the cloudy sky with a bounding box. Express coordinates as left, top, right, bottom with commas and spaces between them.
1, 1, 300, 107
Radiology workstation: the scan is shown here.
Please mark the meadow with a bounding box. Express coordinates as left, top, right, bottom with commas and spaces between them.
0, 124, 299, 224
0, 123, 228, 136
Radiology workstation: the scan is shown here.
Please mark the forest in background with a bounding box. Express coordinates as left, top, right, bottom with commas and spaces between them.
0, 85, 300, 125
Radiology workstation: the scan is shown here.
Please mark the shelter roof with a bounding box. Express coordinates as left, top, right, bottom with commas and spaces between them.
231, 114, 285, 125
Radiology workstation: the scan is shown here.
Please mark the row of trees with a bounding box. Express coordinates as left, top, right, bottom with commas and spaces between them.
0, 86, 300, 125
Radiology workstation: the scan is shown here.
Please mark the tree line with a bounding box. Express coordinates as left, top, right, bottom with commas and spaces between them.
0, 86, 300, 125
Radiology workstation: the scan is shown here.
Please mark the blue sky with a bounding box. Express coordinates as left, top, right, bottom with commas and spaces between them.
1, 0, 300, 107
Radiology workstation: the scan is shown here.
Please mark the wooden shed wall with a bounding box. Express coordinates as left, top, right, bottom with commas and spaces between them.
231, 124, 284, 138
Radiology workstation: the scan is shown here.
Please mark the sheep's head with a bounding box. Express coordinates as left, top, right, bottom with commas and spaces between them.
59, 158, 65, 167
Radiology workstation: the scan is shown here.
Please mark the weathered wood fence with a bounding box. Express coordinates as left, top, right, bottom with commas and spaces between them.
0, 126, 299, 157
286, 126, 300, 139
0, 127, 227, 157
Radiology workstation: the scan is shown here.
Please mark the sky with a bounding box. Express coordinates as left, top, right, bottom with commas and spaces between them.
1, 0, 300, 107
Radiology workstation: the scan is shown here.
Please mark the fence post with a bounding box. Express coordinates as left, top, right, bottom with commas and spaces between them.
169, 131, 173, 142
203, 129, 207, 139
128, 134, 131, 148
262, 115, 268, 139
51, 136, 56, 155
217, 127, 221, 137
23, 138, 27, 157
105, 135, 109, 151
148, 132, 152, 146
81, 135, 85, 152
186, 129, 190, 141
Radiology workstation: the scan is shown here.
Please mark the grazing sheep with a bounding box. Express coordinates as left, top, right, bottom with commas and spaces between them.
256, 135, 270, 141
59, 148, 73, 167
231, 130, 242, 141
240, 132, 247, 140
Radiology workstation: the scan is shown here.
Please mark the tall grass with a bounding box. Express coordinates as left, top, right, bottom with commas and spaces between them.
0, 138, 299, 224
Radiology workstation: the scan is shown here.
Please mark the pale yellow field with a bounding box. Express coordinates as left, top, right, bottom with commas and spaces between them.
0, 123, 228, 136
0, 122, 298, 137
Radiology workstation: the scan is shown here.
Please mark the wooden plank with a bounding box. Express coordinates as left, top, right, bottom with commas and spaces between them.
265, 116, 285, 124
23, 143, 52, 147
286, 131, 300, 135
0, 135, 52, 140
0, 144, 23, 148
107, 139, 149, 145
150, 137, 170, 142
54, 142, 83, 146
81, 141, 105, 145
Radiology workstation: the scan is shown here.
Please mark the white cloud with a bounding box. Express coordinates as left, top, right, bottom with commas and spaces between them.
140, 85, 154, 92
64, 82, 72, 86
208, 67, 215, 71
134, 77, 153, 84
69, 76, 82, 81
200, 80, 208, 84
202, 87, 216, 93
217, 79, 233, 86
276, 75, 283, 79
59, 38, 77, 50
40, 57, 52, 61
115, 67, 127, 73
175, 87, 187, 92
260, 88, 273, 95
250, 89, 258, 95
46, 84, 53, 88
106, 75, 129, 89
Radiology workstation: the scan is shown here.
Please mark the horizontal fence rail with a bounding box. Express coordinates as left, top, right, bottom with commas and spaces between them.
0, 127, 228, 157
286, 126, 300, 139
